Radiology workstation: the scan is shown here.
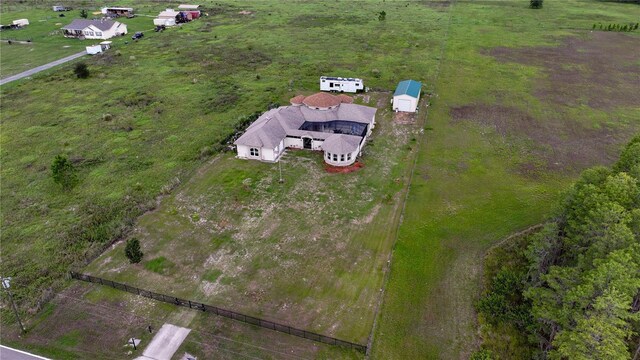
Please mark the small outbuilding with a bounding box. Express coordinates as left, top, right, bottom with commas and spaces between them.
392, 79, 422, 113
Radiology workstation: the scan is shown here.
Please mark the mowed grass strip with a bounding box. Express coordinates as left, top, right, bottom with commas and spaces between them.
371, 0, 640, 359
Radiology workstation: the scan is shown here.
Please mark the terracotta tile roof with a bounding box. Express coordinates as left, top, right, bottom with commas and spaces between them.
290, 95, 306, 105
302, 92, 342, 108
337, 94, 354, 104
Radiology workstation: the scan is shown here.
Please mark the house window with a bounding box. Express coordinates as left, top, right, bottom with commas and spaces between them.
333, 154, 337, 161
326, 152, 331, 159
96, 32, 102, 36
340, 154, 345, 162
250, 148, 259, 157
85, 31, 94, 36
347, 153, 352, 161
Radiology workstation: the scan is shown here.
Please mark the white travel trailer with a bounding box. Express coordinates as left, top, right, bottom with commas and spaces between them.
320, 76, 364, 93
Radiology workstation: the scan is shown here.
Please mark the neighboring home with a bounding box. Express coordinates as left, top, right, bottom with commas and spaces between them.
234, 92, 377, 167
320, 76, 364, 93
392, 79, 422, 113
101, 7, 134, 17
62, 19, 127, 40
178, 4, 200, 10
52, 6, 71, 11
12, 19, 29, 27
154, 9, 179, 26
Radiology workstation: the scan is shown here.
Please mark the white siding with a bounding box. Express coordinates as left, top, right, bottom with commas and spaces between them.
392, 94, 419, 112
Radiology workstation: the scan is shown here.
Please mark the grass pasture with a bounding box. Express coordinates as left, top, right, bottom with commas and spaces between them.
84, 91, 421, 344
1, 0, 640, 359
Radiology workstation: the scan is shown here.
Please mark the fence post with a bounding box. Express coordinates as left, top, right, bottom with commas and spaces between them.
188, 300, 192, 309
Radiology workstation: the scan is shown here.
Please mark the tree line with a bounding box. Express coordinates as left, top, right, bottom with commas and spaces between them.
474, 135, 640, 359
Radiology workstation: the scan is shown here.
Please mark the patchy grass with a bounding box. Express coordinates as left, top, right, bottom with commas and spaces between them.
85, 91, 422, 344
371, 0, 640, 359
143, 256, 175, 275
2, 0, 639, 359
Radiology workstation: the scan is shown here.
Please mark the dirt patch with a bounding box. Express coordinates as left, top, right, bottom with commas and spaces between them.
421, 0, 451, 8
238, 10, 253, 15
450, 104, 628, 174
488, 32, 640, 110
324, 161, 365, 173
394, 111, 417, 124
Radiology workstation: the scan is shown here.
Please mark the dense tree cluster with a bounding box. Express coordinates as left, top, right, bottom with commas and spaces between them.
477, 136, 640, 359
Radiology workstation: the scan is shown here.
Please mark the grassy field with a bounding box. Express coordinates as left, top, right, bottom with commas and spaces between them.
1, 0, 639, 359
84, 91, 419, 344
371, 1, 640, 359
0, 6, 154, 78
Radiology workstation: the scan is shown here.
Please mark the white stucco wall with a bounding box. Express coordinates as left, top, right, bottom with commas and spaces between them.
392, 94, 419, 113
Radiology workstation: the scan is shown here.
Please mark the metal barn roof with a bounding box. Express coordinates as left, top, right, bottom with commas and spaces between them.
394, 80, 422, 98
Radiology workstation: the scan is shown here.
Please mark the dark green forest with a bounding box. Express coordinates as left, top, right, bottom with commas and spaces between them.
477, 136, 640, 359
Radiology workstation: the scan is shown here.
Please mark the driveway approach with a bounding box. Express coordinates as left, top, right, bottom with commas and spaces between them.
0, 51, 86, 86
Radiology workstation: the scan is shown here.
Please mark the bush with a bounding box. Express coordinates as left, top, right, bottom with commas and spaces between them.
74, 62, 89, 79
125, 238, 143, 263
470, 349, 494, 360
529, 0, 543, 9
51, 155, 78, 190
80, 9, 88, 18
378, 10, 386, 21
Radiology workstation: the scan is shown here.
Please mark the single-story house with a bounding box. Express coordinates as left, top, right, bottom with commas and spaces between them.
392, 79, 422, 113
102, 7, 134, 17
154, 9, 180, 26
12, 19, 29, 27
234, 92, 377, 167
61, 19, 127, 40
178, 4, 200, 10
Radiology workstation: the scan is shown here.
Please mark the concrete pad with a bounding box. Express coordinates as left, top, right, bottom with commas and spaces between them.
135, 324, 191, 360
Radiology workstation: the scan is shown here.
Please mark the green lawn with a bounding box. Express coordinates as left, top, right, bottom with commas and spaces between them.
371, 1, 640, 359
84, 90, 420, 344
0, 6, 154, 78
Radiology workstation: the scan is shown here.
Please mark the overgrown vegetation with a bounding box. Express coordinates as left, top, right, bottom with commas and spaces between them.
530, 0, 544, 9
51, 155, 78, 190
124, 238, 143, 263
592, 22, 639, 31
477, 136, 640, 359
73, 62, 89, 79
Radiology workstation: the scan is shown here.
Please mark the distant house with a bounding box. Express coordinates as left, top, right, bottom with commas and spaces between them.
12, 19, 29, 27
178, 4, 201, 18
234, 92, 377, 167
154, 9, 179, 26
392, 80, 421, 113
61, 19, 127, 40
52, 6, 71, 12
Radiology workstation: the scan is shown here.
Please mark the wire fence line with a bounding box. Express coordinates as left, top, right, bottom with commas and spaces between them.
69, 271, 366, 353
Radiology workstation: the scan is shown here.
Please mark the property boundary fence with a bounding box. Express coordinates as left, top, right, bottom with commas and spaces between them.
69, 271, 366, 353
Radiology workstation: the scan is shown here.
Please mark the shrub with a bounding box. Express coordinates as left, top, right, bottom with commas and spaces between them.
125, 238, 143, 263
51, 155, 78, 190
470, 349, 494, 360
529, 0, 543, 9
74, 62, 89, 78
378, 10, 386, 21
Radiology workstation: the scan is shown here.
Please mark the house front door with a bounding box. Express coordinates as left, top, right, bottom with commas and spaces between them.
303, 137, 312, 149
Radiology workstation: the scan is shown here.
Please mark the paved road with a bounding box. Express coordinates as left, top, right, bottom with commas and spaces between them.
0, 345, 51, 360
135, 323, 191, 360
0, 51, 86, 86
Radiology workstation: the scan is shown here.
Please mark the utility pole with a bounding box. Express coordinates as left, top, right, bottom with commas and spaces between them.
1, 277, 26, 333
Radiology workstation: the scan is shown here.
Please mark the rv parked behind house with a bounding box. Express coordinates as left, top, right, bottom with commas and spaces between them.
320, 76, 364, 93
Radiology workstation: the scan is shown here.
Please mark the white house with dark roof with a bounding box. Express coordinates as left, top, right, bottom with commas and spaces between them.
61, 19, 127, 39
234, 93, 377, 167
